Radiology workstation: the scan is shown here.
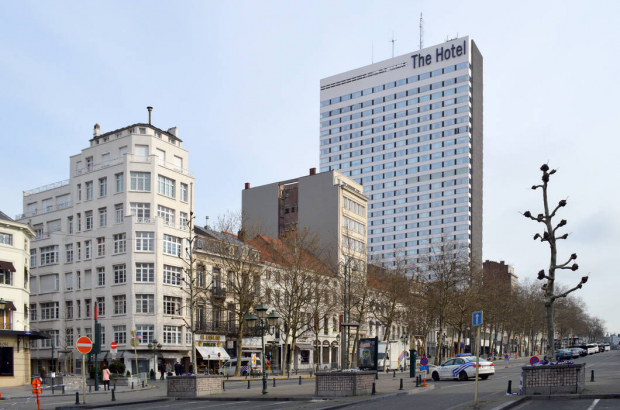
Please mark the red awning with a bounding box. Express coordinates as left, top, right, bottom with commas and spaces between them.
0, 261, 16, 272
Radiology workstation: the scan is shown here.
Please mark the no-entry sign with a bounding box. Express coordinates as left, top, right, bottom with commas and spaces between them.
110, 342, 117, 350
76, 336, 93, 354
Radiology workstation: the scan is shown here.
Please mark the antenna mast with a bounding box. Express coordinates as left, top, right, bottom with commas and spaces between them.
390, 31, 397, 58
419, 13, 424, 50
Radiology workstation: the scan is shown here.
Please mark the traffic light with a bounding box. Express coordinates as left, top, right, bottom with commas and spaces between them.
93, 322, 102, 354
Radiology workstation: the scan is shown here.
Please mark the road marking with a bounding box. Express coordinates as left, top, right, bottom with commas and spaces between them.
586, 399, 600, 410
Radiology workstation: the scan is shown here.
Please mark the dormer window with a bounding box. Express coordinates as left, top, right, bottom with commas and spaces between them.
116, 133, 121, 138
139, 127, 147, 134
154, 132, 161, 139
129, 128, 136, 134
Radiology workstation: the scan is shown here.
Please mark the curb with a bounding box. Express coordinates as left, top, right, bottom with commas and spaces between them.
178, 396, 317, 402
489, 397, 528, 410
315, 392, 408, 410
55, 397, 174, 410
4, 385, 157, 400
488, 393, 620, 410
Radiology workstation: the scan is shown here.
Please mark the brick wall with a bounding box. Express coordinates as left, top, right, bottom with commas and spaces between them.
167, 375, 223, 397
315, 372, 375, 397
522, 363, 585, 395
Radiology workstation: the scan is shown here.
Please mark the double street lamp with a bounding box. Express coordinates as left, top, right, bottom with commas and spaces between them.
245, 303, 279, 395
147, 340, 162, 379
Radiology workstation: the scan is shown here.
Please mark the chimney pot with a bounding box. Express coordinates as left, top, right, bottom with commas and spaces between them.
237, 229, 246, 242
93, 123, 101, 137
147, 106, 153, 125
310, 167, 317, 176
245, 182, 250, 190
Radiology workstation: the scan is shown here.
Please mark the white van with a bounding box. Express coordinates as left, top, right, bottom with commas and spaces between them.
218, 357, 262, 376
586, 344, 598, 355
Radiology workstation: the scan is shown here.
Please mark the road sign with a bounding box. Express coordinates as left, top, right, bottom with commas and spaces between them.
530, 356, 539, 365
76, 336, 93, 354
110, 342, 117, 350
130, 338, 139, 347
420, 357, 428, 366
137, 332, 142, 340
218, 352, 221, 358
31, 378, 41, 388
472, 311, 483, 327
251, 353, 257, 367
130, 330, 137, 337
111, 352, 117, 359
504, 354, 509, 361
32, 389, 42, 395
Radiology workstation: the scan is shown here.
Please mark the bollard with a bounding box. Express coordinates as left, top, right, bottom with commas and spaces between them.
591, 370, 595, 382
399, 378, 403, 390
111, 389, 116, 402
248, 380, 250, 389
507, 380, 512, 395
142, 380, 144, 388
416, 375, 420, 387
131, 382, 134, 390
75, 392, 80, 405
222, 381, 225, 391
371, 382, 376, 395
89, 384, 92, 392
375, 372, 379, 380
62, 384, 65, 394
393, 370, 396, 378
273, 378, 276, 387
299, 376, 302, 385
287, 371, 290, 378
52, 383, 54, 394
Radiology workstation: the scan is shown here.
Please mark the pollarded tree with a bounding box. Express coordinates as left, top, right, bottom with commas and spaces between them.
523, 164, 589, 360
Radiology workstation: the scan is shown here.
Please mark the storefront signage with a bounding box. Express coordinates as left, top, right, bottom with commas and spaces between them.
0, 341, 10, 347
411, 40, 467, 69
195, 334, 225, 342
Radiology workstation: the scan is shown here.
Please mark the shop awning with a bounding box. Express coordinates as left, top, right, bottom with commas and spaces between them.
196, 346, 230, 361
0, 261, 16, 272
4, 301, 16, 311
295, 344, 313, 350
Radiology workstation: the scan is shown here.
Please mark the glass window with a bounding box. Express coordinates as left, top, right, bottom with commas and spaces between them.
163, 296, 182, 315
40, 246, 59, 265
180, 183, 188, 202
99, 208, 107, 227
113, 264, 126, 284
135, 232, 154, 251
135, 263, 154, 282
163, 325, 182, 344
115, 173, 124, 193
113, 233, 126, 254
97, 267, 105, 286
85, 182, 93, 200
163, 265, 182, 286
158, 175, 176, 198
115, 204, 124, 224
97, 237, 105, 257
130, 172, 151, 192
113, 325, 126, 344
163, 234, 182, 256
99, 178, 107, 197
136, 294, 154, 313
136, 324, 154, 344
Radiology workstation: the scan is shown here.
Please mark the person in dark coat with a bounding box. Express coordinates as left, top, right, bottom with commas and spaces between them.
174, 361, 181, 376
189, 363, 193, 374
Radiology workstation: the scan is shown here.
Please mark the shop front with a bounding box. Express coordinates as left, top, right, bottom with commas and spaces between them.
0, 330, 49, 387
195, 335, 229, 374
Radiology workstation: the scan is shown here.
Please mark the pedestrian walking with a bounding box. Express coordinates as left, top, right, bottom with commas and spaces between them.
160, 361, 165, 380
102, 365, 110, 391
189, 363, 193, 374
41, 367, 47, 384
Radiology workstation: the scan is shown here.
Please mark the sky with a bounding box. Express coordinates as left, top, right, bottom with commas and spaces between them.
1, 0, 619, 333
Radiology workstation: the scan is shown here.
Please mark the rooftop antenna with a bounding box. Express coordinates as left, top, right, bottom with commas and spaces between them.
390, 32, 397, 58
419, 13, 424, 50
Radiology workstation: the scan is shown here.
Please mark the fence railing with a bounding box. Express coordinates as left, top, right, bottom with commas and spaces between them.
75, 156, 125, 177
23, 179, 70, 198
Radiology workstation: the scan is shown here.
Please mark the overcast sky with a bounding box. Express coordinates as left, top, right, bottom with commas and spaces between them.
1, 0, 618, 334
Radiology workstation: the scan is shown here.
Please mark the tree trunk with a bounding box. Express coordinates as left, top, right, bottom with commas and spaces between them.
234, 325, 244, 376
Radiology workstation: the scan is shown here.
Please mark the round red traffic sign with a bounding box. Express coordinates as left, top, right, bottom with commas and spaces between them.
420, 357, 429, 366
110, 342, 117, 349
218, 352, 221, 358
76, 336, 93, 354
530, 356, 539, 365
31, 378, 41, 388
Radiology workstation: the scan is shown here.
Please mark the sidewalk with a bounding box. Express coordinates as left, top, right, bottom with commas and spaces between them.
0, 379, 157, 400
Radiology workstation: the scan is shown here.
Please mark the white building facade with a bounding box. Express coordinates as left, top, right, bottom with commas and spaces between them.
319, 37, 483, 269
17, 118, 195, 376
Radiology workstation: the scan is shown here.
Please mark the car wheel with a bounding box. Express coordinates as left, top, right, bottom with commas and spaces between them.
480, 375, 489, 380
459, 371, 468, 381
432, 371, 440, 381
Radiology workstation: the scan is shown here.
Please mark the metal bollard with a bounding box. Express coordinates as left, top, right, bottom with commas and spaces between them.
393, 370, 396, 378
142, 380, 144, 388
416, 375, 420, 387
89, 384, 92, 392
399, 378, 403, 390
507, 380, 512, 395
371, 382, 376, 395
75, 392, 80, 404
222, 381, 225, 391
299, 376, 302, 385
591, 370, 595, 382
375, 372, 379, 380
273, 378, 276, 387
248, 380, 251, 389
131, 382, 134, 390
111, 389, 116, 402
63, 384, 65, 394
52, 383, 54, 394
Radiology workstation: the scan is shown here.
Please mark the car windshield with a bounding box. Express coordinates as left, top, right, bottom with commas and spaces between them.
465, 357, 481, 363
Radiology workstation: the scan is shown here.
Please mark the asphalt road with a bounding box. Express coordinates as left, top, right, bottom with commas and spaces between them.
515, 399, 620, 410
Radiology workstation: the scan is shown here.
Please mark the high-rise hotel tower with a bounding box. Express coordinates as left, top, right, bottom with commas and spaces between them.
319, 37, 482, 269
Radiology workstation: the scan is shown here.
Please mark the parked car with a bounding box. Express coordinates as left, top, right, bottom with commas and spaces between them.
555, 349, 573, 361
431, 356, 494, 381
604, 344, 611, 352
218, 358, 262, 377
569, 347, 587, 358
586, 344, 598, 354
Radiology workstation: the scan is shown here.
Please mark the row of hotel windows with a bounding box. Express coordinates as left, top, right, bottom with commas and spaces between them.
320, 61, 470, 108
31, 232, 183, 267
363, 177, 470, 201
370, 199, 470, 225
32, 324, 187, 348
31, 294, 185, 322
321, 104, 469, 153
369, 187, 469, 211
74, 173, 189, 202
321, 75, 469, 127
326, 145, 470, 181
321, 106, 469, 149
28, 263, 186, 295
321, 108, 469, 136
369, 217, 470, 241
368, 233, 470, 254
367, 166, 469, 192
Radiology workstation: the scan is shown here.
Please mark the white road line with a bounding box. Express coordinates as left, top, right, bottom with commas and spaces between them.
586, 399, 600, 410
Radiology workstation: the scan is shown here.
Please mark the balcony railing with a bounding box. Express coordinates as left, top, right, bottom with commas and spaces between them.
32, 233, 51, 242
195, 321, 240, 335
134, 217, 156, 224
211, 287, 227, 298
23, 179, 70, 197
156, 158, 194, 178
75, 156, 124, 177
16, 201, 73, 220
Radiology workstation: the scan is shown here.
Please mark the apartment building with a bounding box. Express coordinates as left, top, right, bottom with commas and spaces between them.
16, 113, 195, 375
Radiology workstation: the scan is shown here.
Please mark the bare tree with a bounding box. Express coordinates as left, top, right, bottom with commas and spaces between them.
523, 164, 588, 359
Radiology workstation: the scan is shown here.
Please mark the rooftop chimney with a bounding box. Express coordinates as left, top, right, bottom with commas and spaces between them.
205, 216, 209, 229
245, 182, 250, 190
237, 229, 246, 242
147, 106, 153, 125
167, 127, 178, 137
93, 123, 101, 137
310, 167, 316, 175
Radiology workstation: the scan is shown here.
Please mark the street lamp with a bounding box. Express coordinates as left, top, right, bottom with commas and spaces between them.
147, 340, 162, 379
245, 304, 279, 395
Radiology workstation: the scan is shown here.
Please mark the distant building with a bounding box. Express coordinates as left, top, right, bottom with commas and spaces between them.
483, 260, 518, 288
242, 168, 368, 268
0, 210, 48, 386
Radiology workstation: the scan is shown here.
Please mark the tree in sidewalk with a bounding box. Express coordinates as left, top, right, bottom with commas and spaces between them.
523, 164, 588, 360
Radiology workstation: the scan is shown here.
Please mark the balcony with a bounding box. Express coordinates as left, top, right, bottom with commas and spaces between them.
211, 287, 227, 299
156, 158, 194, 178
75, 156, 124, 177
16, 201, 73, 220
134, 216, 156, 225
32, 233, 51, 242
195, 320, 239, 336
23, 179, 70, 197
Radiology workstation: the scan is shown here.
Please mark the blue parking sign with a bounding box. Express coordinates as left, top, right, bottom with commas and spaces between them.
472, 311, 483, 327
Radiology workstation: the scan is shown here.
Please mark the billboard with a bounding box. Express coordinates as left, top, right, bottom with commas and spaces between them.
358, 337, 378, 371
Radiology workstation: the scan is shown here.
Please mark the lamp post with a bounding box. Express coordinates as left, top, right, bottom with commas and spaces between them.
147, 340, 162, 380
245, 303, 279, 395
400, 332, 408, 371
340, 261, 356, 370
